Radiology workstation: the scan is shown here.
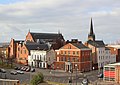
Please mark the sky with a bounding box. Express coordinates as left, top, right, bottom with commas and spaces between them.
0, 0, 120, 44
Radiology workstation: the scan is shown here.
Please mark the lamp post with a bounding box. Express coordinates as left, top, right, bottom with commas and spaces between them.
68, 61, 72, 84
75, 64, 77, 85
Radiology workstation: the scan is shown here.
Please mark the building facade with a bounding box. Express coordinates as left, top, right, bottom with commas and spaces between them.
54, 40, 92, 72
107, 45, 120, 62
85, 18, 116, 69
28, 50, 47, 68
9, 31, 65, 65
104, 63, 120, 84
28, 49, 56, 68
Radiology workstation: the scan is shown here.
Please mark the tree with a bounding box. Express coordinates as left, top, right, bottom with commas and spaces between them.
30, 72, 44, 85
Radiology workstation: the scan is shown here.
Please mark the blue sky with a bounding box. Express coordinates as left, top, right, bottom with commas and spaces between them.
0, 0, 120, 44
0, 0, 22, 4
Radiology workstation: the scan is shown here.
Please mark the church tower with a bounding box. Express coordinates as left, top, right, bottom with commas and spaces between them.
88, 18, 95, 41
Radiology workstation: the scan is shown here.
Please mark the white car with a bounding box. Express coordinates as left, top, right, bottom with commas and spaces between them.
10, 71, 17, 75
17, 70, 24, 74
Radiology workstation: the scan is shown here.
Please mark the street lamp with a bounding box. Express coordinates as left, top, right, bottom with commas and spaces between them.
68, 61, 72, 84
75, 64, 77, 85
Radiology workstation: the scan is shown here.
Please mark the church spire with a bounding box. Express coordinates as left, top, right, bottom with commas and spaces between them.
90, 18, 93, 34
88, 18, 95, 41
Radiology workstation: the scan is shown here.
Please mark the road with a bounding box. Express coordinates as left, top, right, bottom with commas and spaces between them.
0, 69, 32, 84
0, 68, 100, 84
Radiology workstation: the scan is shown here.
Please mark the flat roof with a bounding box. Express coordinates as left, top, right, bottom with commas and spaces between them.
107, 45, 120, 49
104, 62, 120, 68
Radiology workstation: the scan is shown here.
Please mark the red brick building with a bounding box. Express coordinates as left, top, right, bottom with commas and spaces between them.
104, 63, 120, 84
9, 38, 24, 59
54, 39, 92, 72
9, 31, 65, 65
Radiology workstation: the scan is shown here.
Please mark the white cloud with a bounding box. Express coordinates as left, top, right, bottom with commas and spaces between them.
0, 0, 120, 44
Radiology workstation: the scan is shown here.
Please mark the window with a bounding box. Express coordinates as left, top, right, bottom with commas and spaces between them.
37, 55, 39, 60
105, 67, 109, 71
61, 57, 63, 61
44, 55, 46, 61
68, 51, 70, 55
35, 55, 36, 60
63, 57, 66, 61
73, 58, 75, 62
110, 67, 115, 71
73, 51, 75, 55
49, 57, 50, 61
40, 55, 41, 60
32, 55, 33, 59
64, 51, 66, 54
76, 51, 79, 55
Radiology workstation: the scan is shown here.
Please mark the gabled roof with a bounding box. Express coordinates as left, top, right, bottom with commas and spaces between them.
25, 43, 49, 51
30, 32, 64, 40
87, 40, 105, 47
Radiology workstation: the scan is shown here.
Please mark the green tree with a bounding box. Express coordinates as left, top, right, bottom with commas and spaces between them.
30, 72, 44, 85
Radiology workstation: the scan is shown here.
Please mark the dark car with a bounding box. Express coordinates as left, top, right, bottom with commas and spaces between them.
98, 73, 103, 78
26, 67, 31, 72
14, 67, 18, 70
31, 68, 35, 72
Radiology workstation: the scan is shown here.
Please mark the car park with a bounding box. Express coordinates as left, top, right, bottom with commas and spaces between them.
10, 71, 17, 75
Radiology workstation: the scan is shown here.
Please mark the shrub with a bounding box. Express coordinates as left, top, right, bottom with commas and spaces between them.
30, 72, 44, 85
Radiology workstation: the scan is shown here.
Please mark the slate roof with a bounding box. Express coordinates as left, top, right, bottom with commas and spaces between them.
25, 43, 49, 51
72, 43, 90, 49
14, 40, 24, 44
30, 32, 64, 40
87, 40, 105, 47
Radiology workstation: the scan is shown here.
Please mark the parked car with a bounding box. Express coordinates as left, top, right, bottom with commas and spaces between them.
98, 73, 103, 78
31, 68, 35, 72
14, 67, 18, 70
81, 78, 89, 85
10, 71, 17, 75
26, 67, 31, 72
0, 68, 6, 73
17, 70, 24, 74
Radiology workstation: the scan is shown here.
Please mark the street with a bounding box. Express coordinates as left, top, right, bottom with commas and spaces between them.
0, 68, 99, 84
